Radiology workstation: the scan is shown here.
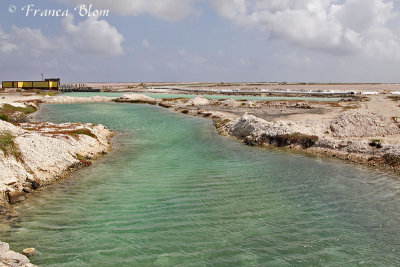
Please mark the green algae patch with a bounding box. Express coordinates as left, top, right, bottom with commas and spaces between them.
70, 128, 97, 139
47, 128, 97, 140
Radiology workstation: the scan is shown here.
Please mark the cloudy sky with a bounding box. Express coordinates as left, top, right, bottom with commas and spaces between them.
1, 0, 400, 82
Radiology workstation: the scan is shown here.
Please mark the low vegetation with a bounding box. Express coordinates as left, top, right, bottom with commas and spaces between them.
0, 104, 37, 123
327, 102, 361, 110
0, 132, 22, 160
0, 114, 10, 122
32, 89, 58, 96
70, 128, 97, 138
50, 128, 97, 140
41, 91, 58, 96
0, 104, 36, 115
162, 97, 188, 102
388, 96, 400, 101
76, 154, 92, 166
369, 139, 383, 148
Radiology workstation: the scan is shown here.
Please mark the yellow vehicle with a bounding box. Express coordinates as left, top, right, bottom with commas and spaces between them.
2, 79, 60, 90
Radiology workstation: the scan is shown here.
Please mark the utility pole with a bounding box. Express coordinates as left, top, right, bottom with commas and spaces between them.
41, 73, 44, 81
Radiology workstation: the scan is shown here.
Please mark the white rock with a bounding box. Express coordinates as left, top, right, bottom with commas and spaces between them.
0, 241, 37, 267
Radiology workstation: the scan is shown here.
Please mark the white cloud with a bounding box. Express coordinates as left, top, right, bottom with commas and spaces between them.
11, 26, 55, 51
210, 0, 248, 20
0, 15, 124, 57
209, 0, 400, 60
59, 0, 400, 61
0, 27, 17, 53
62, 15, 124, 56
60, 0, 194, 20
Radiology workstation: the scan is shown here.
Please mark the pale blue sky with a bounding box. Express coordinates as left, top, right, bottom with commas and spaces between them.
1, 0, 400, 83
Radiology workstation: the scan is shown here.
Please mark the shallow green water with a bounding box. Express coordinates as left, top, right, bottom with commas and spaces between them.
62, 92, 341, 102
2, 103, 400, 266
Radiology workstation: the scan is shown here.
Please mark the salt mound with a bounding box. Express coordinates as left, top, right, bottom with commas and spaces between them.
119, 94, 158, 103
330, 113, 400, 137
230, 115, 292, 138
185, 96, 210, 106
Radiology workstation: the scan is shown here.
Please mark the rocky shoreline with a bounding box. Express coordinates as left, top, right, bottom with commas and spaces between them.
0, 241, 37, 267
0, 101, 114, 208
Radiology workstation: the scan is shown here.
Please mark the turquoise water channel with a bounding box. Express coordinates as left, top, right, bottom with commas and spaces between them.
1, 103, 400, 266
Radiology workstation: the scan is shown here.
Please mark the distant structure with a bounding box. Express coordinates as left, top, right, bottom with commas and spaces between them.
2, 78, 60, 90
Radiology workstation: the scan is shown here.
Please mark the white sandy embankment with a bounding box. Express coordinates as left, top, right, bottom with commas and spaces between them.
41, 95, 116, 103
0, 97, 116, 207
228, 114, 400, 157
0, 119, 113, 205
0, 241, 37, 267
